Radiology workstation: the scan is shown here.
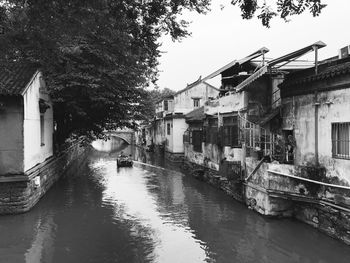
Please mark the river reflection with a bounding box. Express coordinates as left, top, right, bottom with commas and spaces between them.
0, 137, 350, 263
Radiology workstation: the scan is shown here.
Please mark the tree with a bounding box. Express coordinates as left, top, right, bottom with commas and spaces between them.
231, 0, 326, 27
0, 0, 326, 144
0, 0, 209, 144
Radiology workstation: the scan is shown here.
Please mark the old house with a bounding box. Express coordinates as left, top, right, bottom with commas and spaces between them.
0, 64, 53, 177
184, 42, 326, 206
253, 46, 350, 245
0, 63, 61, 214
153, 78, 218, 160
278, 47, 350, 186
183, 42, 350, 244
152, 95, 174, 147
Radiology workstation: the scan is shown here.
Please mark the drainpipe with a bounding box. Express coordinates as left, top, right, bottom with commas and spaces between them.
314, 91, 319, 166
314, 45, 320, 166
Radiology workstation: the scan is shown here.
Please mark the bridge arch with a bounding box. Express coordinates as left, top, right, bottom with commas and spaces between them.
108, 134, 131, 145
105, 131, 134, 145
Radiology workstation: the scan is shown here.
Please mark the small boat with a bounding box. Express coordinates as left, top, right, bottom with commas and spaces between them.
117, 155, 133, 167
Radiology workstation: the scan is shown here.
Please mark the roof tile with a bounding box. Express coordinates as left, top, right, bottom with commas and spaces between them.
0, 63, 38, 96
185, 106, 205, 122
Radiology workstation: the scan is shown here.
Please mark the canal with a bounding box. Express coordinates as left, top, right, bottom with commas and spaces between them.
1, 137, 350, 263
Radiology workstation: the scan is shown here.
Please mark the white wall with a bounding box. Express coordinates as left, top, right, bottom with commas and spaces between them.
174, 82, 218, 114
283, 88, 350, 184
172, 118, 188, 153
165, 119, 173, 152
23, 72, 53, 171
205, 91, 248, 115
0, 97, 24, 174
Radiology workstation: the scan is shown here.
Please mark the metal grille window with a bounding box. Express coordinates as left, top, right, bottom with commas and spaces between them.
239, 114, 284, 160
332, 122, 350, 159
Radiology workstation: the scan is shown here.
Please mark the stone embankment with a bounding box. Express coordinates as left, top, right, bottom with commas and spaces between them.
183, 158, 350, 246
0, 142, 89, 214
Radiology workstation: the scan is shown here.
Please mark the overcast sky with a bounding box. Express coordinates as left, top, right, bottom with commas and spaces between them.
156, 0, 349, 91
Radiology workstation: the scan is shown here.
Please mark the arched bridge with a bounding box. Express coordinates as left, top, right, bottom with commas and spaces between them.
106, 129, 135, 145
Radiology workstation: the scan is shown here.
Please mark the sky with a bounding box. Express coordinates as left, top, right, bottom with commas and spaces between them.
156, 0, 350, 91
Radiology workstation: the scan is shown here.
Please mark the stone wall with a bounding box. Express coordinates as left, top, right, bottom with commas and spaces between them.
245, 157, 350, 244
183, 160, 244, 202
165, 151, 184, 162
295, 203, 350, 245
185, 155, 350, 245
0, 142, 89, 215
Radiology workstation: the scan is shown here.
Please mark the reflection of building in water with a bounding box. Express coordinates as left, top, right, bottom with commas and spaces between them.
25, 216, 55, 263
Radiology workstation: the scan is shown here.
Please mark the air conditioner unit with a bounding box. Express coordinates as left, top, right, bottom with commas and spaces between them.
339, 45, 350, 59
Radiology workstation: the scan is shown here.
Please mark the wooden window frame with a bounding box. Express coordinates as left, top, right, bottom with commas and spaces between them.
222, 116, 241, 148
167, 123, 171, 135
191, 129, 203, 152
193, 98, 200, 108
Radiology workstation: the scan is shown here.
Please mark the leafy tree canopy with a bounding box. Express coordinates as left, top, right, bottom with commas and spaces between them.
0, 0, 209, 144
231, 0, 326, 27
0, 0, 325, 144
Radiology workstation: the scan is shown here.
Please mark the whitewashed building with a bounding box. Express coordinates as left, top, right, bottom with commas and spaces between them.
153, 77, 218, 160
0, 64, 53, 176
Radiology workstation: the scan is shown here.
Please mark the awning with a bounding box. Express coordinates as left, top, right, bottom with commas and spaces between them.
234, 41, 327, 93
202, 47, 269, 81
258, 107, 280, 126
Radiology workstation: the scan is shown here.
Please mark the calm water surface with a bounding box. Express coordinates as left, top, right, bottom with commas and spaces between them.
1, 137, 350, 263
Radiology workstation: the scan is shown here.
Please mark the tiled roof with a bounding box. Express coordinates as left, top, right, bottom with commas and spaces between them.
156, 94, 174, 104
185, 106, 205, 122
281, 56, 350, 88
0, 63, 39, 96
174, 77, 218, 97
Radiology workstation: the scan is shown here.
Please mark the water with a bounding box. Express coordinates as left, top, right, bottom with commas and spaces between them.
1, 137, 350, 263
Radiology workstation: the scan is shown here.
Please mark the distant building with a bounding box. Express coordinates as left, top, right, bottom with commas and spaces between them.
0, 64, 53, 176
153, 77, 219, 160
153, 95, 174, 147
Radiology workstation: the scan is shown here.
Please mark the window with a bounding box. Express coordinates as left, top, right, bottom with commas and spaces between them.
204, 118, 218, 144
222, 116, 240, 147
167, 123, 171, 135
191, 130, 202, 152
183, 130, 190, 143
40, 114, 45, 146
332, 122, 350, 159
193, 98, 200, 108
164, 100, 168, 111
